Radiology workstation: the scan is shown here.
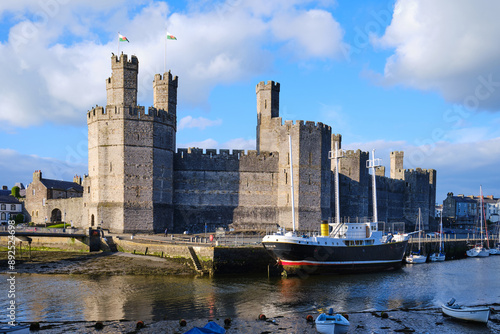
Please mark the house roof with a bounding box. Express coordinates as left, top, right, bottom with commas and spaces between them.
0, 190, 10, 196
40, 179, 83, 193
0, 195, 21, 204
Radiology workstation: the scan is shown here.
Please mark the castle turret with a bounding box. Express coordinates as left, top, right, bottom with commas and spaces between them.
153, 71, 178, 113
390, 151, 404, 180
256, 81, 281, 153
106, 54, 138, 107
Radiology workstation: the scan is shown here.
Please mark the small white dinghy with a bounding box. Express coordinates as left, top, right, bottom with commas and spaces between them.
441, 298, 490, 324
315, 308, 350, 334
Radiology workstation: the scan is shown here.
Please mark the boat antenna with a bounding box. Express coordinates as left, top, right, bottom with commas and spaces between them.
366, 149, 381, 222
289, 134, 296, 233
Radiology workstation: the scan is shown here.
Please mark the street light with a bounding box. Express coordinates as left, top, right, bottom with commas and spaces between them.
64, 211, 66, 229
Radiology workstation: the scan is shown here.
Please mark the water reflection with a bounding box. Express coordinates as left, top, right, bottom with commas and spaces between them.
1, 256, 498, 323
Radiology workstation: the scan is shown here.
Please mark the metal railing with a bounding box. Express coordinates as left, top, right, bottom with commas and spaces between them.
0, 225, 85, 235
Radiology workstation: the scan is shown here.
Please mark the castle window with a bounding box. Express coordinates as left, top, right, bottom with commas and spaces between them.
265, 100, 267, 109
110, 162, 112, 172
88, 186, 90, 193
36, 210, 39, 217
309, 152, 312, 165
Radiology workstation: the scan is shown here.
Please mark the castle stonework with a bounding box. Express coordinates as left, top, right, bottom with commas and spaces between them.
25, 54, 437, 233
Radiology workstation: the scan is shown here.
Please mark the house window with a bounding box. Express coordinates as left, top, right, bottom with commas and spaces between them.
1, 212, 5, 220
0, 204, 5, 210
10, 204, 15, 210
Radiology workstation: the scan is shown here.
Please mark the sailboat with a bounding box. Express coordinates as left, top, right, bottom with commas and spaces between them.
467, 186, 489, 258
491, 223, 500, 255
262, 141, 410, 275
430, 213, 446, 262
405, 208, 427, 264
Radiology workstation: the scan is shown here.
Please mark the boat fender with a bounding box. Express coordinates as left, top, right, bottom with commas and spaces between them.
136, 321, 145, 329
306, 315, 314, 322
259, 314, 267, 320
179, 319, 187, 326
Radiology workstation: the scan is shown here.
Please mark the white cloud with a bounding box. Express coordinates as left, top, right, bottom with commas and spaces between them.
0, 0, 347, 128
0, 148, 87, 188
178, 116, 222, 130
372, 0, 500, 111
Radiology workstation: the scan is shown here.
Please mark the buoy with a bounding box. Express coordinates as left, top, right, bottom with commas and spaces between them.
94, 321, 104, 329
342, 313, 349, 320
136, 321, 145, 329
179, 319, 187, 326
381, 312, 388, 319
306, 315, 314, 322
259, 314, 266, 320
224, 318, 232, 326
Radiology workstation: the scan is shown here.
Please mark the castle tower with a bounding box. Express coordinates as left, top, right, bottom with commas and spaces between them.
85, 54, 176, 233
256, 81, 281, 153
106, 53, 138, 106
390, 151, 405, 180
153, 71, 178, 113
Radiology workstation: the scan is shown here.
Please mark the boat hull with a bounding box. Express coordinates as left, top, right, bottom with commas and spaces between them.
406, 254, 427, 264
263, 239, 408, 275
442, 305, 490, 323
315, 313, 350, 334
429, 253, 445, 262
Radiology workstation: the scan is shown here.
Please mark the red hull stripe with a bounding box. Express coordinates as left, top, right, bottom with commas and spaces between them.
280, 259, 402, 266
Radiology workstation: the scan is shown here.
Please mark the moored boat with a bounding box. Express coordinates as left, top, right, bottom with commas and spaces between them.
441, 298, 490, 323
315, 309, 350, 334
405, 208, 427, 264
468, 186, 490, 258
430, 212, 446, 262
262, 143, 410, 275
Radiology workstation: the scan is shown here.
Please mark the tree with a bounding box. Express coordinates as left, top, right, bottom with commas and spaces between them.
11, 186, 20, 198
14, 213, 24, 224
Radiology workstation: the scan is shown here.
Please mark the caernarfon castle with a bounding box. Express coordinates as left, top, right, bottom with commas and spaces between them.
25, 54, 436, 233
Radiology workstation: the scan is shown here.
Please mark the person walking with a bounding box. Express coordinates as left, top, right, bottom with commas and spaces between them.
164, 227, 168, 238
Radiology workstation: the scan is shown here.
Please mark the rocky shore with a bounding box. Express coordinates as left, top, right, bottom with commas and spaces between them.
11, 307, 500, 333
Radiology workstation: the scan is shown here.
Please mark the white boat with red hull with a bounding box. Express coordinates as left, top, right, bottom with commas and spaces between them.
262, 143, 410, 275
263, 225, 409, 275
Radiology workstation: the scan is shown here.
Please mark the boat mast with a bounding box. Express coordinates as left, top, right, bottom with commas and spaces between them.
418, 208, 422, 251
480, 186, 484, 245
439, 212, 443, 253
366, 150, 381, 222
289, 135, 296, 233
333, 142, 343, 225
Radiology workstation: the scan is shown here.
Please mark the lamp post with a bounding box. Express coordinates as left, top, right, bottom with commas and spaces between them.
64, 211, 66, 229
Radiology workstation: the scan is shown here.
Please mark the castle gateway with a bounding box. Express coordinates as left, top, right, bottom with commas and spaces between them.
25, 54, 436, 233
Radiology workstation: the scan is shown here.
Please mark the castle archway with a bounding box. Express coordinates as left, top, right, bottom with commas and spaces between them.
51, 209, 62, 223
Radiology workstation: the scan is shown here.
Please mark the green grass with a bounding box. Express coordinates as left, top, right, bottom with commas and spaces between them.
47, 223, 70, 228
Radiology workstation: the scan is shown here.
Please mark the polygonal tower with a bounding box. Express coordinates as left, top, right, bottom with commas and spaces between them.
84, 54, 177, 233
256, 81, 281, 153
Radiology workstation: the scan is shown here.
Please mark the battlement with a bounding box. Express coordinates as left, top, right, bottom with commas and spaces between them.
390, 151, 404, 156
256, 80, 280, 93
343, 149, 369, 159
154, 71, 178, 88
282, 119, 332, 132
87, 105, 176, 127
111, 53, 138, 68
176, 148, 277, 160
175, 148, 279, 172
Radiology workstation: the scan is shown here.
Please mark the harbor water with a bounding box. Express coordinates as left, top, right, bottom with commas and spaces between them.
1, 255, 499, 323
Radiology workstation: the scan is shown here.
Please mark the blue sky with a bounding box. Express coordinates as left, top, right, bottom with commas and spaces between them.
1, 0, 500, 203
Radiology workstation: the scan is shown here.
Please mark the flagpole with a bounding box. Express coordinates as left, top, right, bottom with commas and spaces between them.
117, 32, 120, 56
164, 29, 167, 74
